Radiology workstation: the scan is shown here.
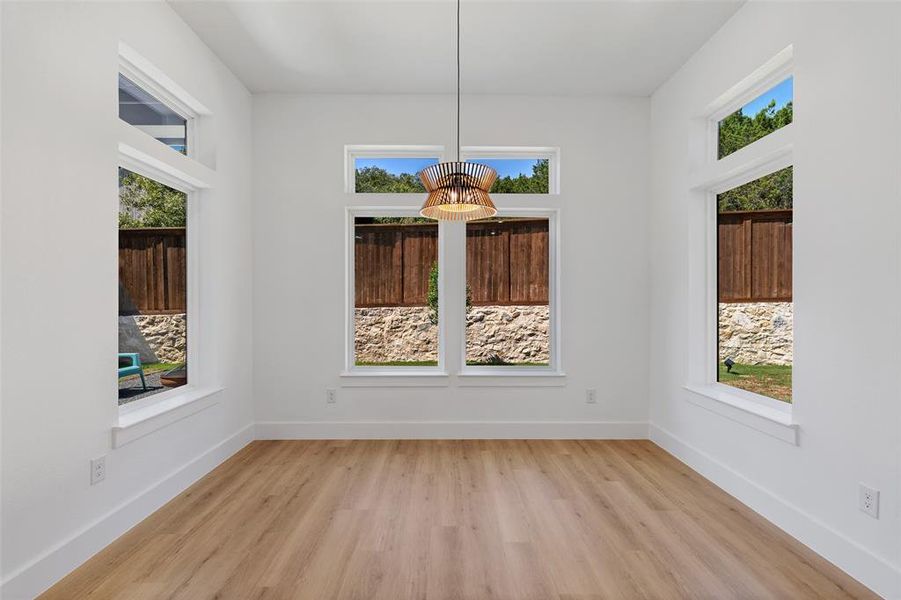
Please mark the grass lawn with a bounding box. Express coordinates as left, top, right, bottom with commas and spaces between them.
119, 362, 182, 380
355, 361, 439, 367
718, 362, 792, 403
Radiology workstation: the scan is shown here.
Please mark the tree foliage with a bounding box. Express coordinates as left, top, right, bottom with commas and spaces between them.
490, 159, 549, 194
427, 261, 471, 325
355, 167, 425, 193
118, 170, 187, 228
717, 101, 793, 212
354, 159, 550, 195
719, 100, 793, 159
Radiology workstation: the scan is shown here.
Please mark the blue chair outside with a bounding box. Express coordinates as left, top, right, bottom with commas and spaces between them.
118, 353, 147, 391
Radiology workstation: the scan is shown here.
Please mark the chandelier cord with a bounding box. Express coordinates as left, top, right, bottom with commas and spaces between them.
456, 0, 460, 162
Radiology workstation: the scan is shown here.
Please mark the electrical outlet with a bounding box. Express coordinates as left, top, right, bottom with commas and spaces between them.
859, 484, 879, 518
326, 388, 337, 404
586, 389, 597, 404
91, 456, 106, 485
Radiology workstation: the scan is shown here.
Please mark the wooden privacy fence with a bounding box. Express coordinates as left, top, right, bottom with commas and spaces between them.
718, 209, 792, 303
354, 219, 549, 307
119, 228, 186, 315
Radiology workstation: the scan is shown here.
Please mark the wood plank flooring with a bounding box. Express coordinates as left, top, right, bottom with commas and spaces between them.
41, 440, 878, 599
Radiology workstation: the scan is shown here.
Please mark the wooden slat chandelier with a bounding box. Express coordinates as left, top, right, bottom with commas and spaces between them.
419, 0, 497, 221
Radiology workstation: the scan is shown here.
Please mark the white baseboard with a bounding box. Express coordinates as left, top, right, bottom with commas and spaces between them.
649, 424, 900, 600
255, 420, 649, 440
0, 423, 255, 600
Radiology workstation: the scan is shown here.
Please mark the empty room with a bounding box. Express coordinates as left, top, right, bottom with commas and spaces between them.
1, 0, 899, 598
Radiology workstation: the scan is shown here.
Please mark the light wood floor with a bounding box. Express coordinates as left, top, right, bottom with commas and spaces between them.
42, 440, 877, 600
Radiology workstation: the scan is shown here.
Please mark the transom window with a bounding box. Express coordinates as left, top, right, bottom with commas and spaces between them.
118, 74, 188, 154
718, 77, 793, 159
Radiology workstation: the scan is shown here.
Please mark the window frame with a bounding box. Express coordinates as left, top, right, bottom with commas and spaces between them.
461, 146, 561, 195
343, 207, 448, 377
119, 42, 210, 160
685, 47, 798, 442
344, 145, 445, 194
113, 44, 218, 444
116, 158, 203, 418
459, 208, 562, 378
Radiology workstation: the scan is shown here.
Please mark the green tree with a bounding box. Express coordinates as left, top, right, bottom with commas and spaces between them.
491, 159, 549, 193
717, 166, 793, 212
118, 170, 187, 228
355, 167, 425, 193
427, 261, 471, 325
719, 100, 793, 159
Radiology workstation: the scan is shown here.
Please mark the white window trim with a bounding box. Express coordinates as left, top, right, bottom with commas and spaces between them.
119, 42, 211, 160
344, 145, 445, 194
461, 146, 560, 195
684, 49, 797, 441
115, 146, 217, 431
704, 44, 793, 163
458, 208, 563, 379
342, 207, 449, 378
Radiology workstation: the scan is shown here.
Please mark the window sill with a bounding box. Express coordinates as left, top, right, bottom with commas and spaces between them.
457, 370, 567, 387
113, 386, 224, 448
340, 371, 450, 387
683, 384, 797, 445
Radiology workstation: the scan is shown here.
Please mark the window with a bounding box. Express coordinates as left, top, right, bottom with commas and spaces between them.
346, 146, 443, 193
718, 77, 793, 159
462, 148, 559, 194
350, 213, 441, 369
717, 166, 793, 402
119, 74, 188, 154
464, 214, 556, 369
118, 168, 189, 405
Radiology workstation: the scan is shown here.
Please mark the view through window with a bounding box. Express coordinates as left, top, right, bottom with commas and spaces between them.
717, 166, 793, 402
118, 74, 188, 154
353, 216, 439, 366
465, 217, 550, 366
118, 168, 188, 404
718, 77, 793, 159
469, 158, 550, 193
354, 157, 438, 193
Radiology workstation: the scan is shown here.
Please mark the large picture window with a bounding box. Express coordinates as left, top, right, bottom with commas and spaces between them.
350, 214, 441, 368
717, 166, 793, 402
118, 168, 188, 405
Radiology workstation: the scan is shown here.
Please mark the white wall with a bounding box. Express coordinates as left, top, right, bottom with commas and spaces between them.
252, 94, 650, 436
648, 2, 901, 597
0, 2, 253, 597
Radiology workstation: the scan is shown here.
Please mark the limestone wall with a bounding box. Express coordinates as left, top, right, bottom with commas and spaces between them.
718, 302, 792, 365
118, 314, 187, 364
354, 305, 550, 364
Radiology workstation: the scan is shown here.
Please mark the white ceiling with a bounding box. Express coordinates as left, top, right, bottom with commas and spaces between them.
170, 0, 744, 96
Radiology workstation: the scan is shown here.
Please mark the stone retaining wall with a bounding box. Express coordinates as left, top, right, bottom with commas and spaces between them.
118, 314, 187, 364
354, 305, 550, 364
718, 302, 792, 365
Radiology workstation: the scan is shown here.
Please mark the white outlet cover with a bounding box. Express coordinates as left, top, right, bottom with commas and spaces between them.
91, 456, 106, 485
586, 389, 597, 404
326, 389, 337, 404
859, 483, 879, 518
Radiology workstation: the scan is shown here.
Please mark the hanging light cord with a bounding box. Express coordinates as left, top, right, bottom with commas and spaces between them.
456, 0, 461, 162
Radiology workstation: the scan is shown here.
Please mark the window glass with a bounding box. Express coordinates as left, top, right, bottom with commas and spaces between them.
465, 217, 550, 366
118, 168, 188, 404
354, 216, 439, 366
717, 166, 792, 402
718, 77, 793, 159
118, 74, 188, 154
354, 157, 439, 193
469, 158, 550, 193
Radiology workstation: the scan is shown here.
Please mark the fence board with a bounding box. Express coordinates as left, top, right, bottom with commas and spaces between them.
354, 219, 550, 308
119, 228, 186, 315
718, 209, 792, 303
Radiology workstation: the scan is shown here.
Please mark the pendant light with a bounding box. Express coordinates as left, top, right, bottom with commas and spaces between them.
419, 0, 497, 221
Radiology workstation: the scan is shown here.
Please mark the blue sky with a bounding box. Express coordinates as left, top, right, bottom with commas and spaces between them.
738, 76, 793, 117
355, 157, 539, 179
